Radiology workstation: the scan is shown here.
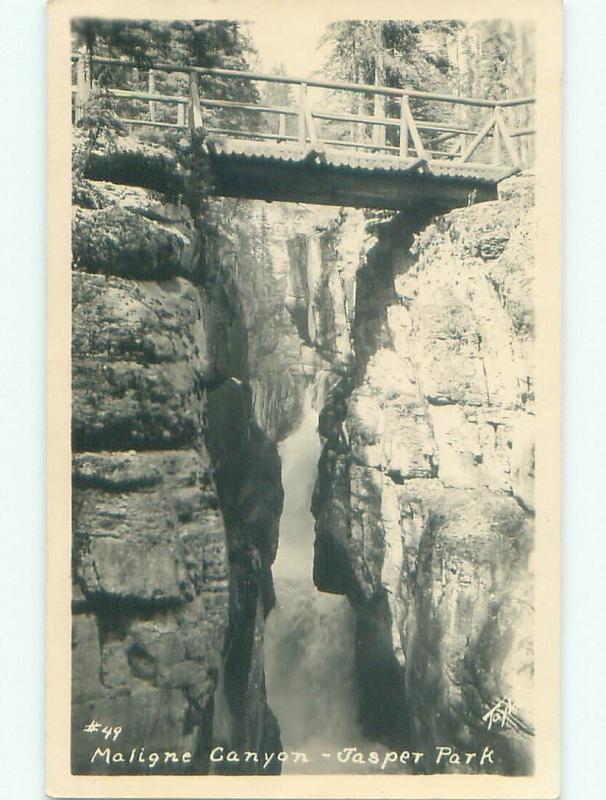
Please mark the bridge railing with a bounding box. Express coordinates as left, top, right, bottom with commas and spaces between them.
71, 54, 535, 171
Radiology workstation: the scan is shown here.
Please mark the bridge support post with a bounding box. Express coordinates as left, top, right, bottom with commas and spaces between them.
492, 107, 502, 166
74, 54, 91, 123
494, 109, 521, 169
298, 83, 308, 148
148, 70, 156, 123
399, 94, 409, 158
277, 113, 286, 143
372, 98, 386, 149
189, 72, 204, 130
302, 90, 325, 163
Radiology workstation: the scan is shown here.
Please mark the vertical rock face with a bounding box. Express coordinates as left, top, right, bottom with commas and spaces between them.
71, 141, 285, 774
71, 130, 535, 777
204, 378, 284, 771
203, 200, 360, 440
312, 176, 535, 774
71, 175, 228, 773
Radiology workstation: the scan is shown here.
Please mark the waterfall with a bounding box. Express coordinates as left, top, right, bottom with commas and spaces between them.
264, 388, 368, 774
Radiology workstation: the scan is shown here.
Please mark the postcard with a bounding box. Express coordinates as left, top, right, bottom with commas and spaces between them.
47, 0, 561, 796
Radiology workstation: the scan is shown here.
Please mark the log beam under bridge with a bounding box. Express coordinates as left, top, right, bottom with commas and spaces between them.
204, 140, 504, 211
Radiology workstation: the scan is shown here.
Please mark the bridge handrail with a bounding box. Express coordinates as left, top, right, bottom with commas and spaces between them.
70, 53, 535, 109
72, 53, 535, 169
71, 84, 534, 137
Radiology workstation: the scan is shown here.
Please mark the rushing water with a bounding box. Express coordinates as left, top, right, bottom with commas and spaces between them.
264, 389, 369, 774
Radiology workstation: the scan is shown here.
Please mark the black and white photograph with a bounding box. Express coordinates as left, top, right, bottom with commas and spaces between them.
45, 1, 561, 797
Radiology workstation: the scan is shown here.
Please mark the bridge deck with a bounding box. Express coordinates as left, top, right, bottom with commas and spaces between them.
206, 138, 513, 210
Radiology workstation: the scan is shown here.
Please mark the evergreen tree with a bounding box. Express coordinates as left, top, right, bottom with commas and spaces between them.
454, 21, 535, 164
71, 18, 260, 130
319, 18, 534, 162
319, 20, 462, 148
259, 64, 296, 141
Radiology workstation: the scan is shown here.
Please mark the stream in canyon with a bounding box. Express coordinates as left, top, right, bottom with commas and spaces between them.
264, 386, 370, 774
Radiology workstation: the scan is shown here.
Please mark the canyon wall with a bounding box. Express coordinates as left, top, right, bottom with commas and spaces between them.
71, 129, 535, 777
311, 176, 535, 774
71, 139, 294, 774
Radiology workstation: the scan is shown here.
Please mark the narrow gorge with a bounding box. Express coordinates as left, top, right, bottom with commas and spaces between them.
71, 132, 535, 776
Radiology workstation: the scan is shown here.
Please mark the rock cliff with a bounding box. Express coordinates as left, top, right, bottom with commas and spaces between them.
71, 127, 535, 776
311, 176, 535, 774
71, 138, 286, 774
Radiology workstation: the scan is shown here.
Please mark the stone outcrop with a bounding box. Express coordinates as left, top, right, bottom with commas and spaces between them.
312, 176, 535, 774
71, 139, 284, 774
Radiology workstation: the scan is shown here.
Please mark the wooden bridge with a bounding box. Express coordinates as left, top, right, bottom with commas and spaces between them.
72, 54, 535, 211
